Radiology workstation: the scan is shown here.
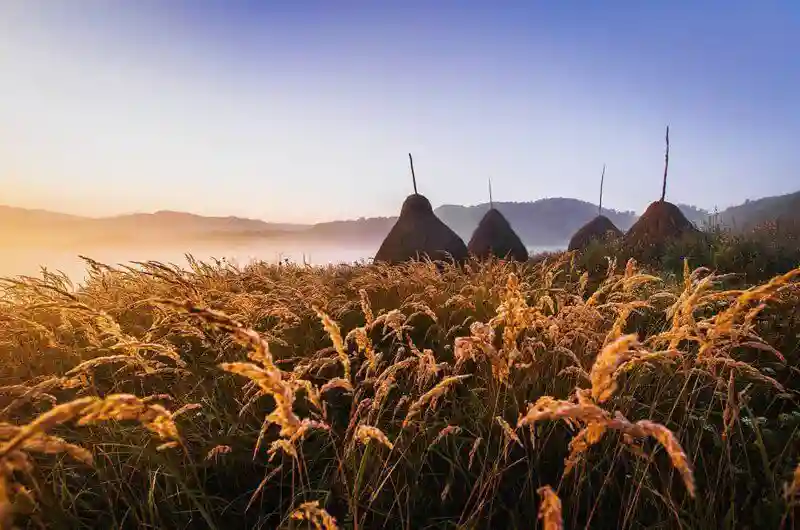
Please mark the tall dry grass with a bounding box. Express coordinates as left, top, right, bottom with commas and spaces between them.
0, 254, 797, 529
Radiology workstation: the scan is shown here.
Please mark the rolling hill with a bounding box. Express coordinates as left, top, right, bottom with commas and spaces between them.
713, 191, 800, 231
1, 191, 796, 250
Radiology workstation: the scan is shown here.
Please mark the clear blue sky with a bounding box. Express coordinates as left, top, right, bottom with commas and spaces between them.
1, 1, 798, 223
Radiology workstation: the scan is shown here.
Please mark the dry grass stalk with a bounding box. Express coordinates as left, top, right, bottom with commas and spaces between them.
206, 445, 232, 461
495, 416, 522, 449
0, 394, 180, 461
699, 357, 785, 392
172, 403, 202, 418
537, 485, 564, 530
0, 377, 69, 416
2, 252, 797, 527
345, 399, 373, 440
0, 424, 92, 465
590, 334, 639, 403
489, 273, 535, 357
699, 268, 800, 359
402, 300, 439, 323
372, 309, 407, 340
468, 436, 483, 470
220, 362, 300, 437
184, 299, 325, 446
518, 398, 608, 429
0, 394, 183, 526
268, 439, 298, 461
313, 306, 350, 380
632, 420, 696, 498
320, 377, 354, 394
246, 464, 283, 512
564, 422, 608, 474
722, 371, 738, 441
291, 378, 323, 411
403, 375, 470, 427
454, 320, 521, 384
290, 500, 339, 530
345, 326, 377, 371
359, 289, 374, 325
355, 425, 394, 450
430, 424, 461, 448
518, 398, 696, 497
156, 300, 271, 364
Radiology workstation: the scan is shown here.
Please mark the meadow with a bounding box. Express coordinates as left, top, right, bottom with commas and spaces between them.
0, 247, 798, 529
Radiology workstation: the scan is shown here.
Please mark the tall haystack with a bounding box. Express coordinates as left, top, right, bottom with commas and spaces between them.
625, 199, 696, 246
568, 215, 622, 251
568, 164, 623, 251
374, 154, 468, 264
624, 126, 699, 254
468, 179, 528, 261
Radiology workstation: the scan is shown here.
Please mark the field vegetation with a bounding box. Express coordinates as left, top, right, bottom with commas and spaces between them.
0, 240, 798, 529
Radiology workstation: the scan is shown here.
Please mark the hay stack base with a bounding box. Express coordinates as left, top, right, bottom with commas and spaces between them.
624, 200, 699, 258
468, 208, 528, 262
568, 215, 623, 252
374, 194, 468, 264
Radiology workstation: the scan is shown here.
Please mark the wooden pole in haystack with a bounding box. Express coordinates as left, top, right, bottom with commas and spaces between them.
488, 177, 493, 209
409, 153, 418, 194
661, 125, 669, 202
598, 163, 606, 216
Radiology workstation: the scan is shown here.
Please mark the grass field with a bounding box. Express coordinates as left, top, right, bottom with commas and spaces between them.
0, 253, 798, 529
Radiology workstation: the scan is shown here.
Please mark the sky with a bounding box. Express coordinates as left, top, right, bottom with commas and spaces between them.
0, 1, 798, 224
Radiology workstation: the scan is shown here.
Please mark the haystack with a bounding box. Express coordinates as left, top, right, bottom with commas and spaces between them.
567, 164, 622, 251
374, 153, 468, 264
374, 193, 468, 264
623, 200, 697, 250
623, 127, 699, 255
468, 180, 528, 261
568, 214, 622, 251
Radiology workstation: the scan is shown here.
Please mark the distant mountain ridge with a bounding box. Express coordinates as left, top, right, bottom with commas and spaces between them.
712, 191, 800, 231
304, 198, 711, 247
1, 191, 796, 249
434, 199, 638, 247
100, 210, 307, 234
0, 206, 305, 231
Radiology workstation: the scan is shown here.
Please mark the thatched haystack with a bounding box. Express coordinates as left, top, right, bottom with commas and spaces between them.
567, 164, 622, 251
623, 200, 697, 251
468, 208, 528, 261
374, 193, 468, 264
623, 126, 699, 256
568, 214, 622, 251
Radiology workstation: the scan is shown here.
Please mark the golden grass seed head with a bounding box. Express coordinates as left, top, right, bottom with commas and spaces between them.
290, 500, 339, 530
590, 334, 639, 403
537, 485, 564, 530
205, 445, 232, 461
313, 306, 350, 380
355, 425, 394, 450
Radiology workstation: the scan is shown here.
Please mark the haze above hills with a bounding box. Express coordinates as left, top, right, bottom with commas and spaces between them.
2, 191, 798, 250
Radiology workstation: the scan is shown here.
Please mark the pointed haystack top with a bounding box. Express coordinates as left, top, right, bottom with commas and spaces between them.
568, 214, 622, 251
375, 194, 468, 264
374, 154, 468, 264
623, 200, 696, 250
624, 126, 699, 254
567, 164, 623, 251
468, 207, 528, 261
399, 193, 432, 216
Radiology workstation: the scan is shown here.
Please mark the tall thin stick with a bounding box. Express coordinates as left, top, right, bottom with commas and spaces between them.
661, 125, 669, 202
408, 153, 417, 194
488, 177, 493, 209
598, 164, 606, 216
